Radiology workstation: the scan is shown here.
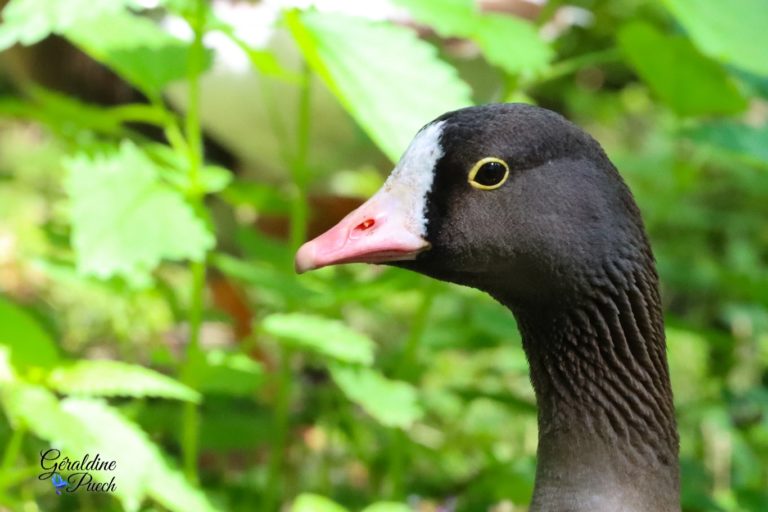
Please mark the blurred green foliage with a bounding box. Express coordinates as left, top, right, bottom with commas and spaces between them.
0, 0, 766, 511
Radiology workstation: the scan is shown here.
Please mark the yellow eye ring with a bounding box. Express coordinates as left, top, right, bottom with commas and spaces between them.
468, 157, 510, 190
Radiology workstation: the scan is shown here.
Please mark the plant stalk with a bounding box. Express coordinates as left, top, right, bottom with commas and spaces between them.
1, 426, 25, 476
398, 283, 437, 381
385, 283, 437, 498
263, 64, 313, 511
179, 0, 209, 485
263, 348, 294, 511
522, 47, 623, 91
289, 64, 312, 252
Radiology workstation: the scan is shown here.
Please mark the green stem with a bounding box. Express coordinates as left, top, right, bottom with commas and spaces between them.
1, 427, 25, 474
185, 0, 207, 195
181, 259, 206, 483
498, 73, 520, 104
0, 465, 41, 491
260, 80, 291, 167
263, 64, 313, 512
186, 260, 207, 361
263, 348, 294, 511
289, 65, 313, 252
179, 0, 209, 485
109, 103, 171, 126
534, 0, 562, 26
164, 117, 191, 159
318, 388, 335, 495
384, 429, 405, 499
386, 283, 437, 498
524, 48, 623, 89
294, 67, 312, 176
180, 402, 200, 481
398, 283, 437, 381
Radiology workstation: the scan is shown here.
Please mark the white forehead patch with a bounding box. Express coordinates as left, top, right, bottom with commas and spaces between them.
382, 120, 446, 236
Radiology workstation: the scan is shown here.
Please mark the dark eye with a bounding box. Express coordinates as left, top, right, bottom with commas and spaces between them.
468, 157, 510, 190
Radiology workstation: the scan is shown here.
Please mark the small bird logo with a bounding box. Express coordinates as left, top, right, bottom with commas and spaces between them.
51, 473, 67, 495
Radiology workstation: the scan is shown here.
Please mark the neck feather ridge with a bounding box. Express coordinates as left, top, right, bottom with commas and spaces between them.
502, 260, 680, 511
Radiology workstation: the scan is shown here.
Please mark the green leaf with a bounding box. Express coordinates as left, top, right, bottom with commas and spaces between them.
666, 328, 711, 402
735, 69, 768, 99
662, 0, 768, 76
361, 503, 412, 512
145, 462, 221, 512
64, 141, 214, 287
148, 144, 233, 194
0, 87, 170, 137
1, 383, 89, 447
292, 494, 349, 512
471, 14, 553, 75
158, 0, 197, 16
393, 0, 552, 75
0, 0, 137, 50
220, 181, 291, 214
683, 122, 768, 168
188, 350, 263, 396
452, 387, 537, 414
0, 296, 58, 371
0, 1, 207, 96
287, 10, 472, 162
330, 365, 423, 428
198, 165, 233, 193
59, 398, 219, 512
1, 386, 217, 511
392, 0, 476, 34
262, 313, 374, 365
1, 87, 123, 135
213, 21, 300, 81
65, 11, 207, 97
212, 254, 316, 304
618, 22, 747, 116
48, 360, 200, 402
0, 346, 15, 384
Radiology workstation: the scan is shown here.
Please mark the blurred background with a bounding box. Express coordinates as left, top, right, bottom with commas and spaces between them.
0, 0, 766, 511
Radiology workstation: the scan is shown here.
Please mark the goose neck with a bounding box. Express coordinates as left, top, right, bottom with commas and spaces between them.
501, 263, 680, 511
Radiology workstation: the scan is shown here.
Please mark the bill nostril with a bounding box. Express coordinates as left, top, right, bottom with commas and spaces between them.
355, 218, 376, 231
350, 218, 376, 240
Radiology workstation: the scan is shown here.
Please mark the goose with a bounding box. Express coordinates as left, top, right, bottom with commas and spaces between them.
295, 103, 679, 512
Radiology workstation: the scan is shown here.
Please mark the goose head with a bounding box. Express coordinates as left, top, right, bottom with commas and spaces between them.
296, 103, 647, 307
295, 103, 680, 512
